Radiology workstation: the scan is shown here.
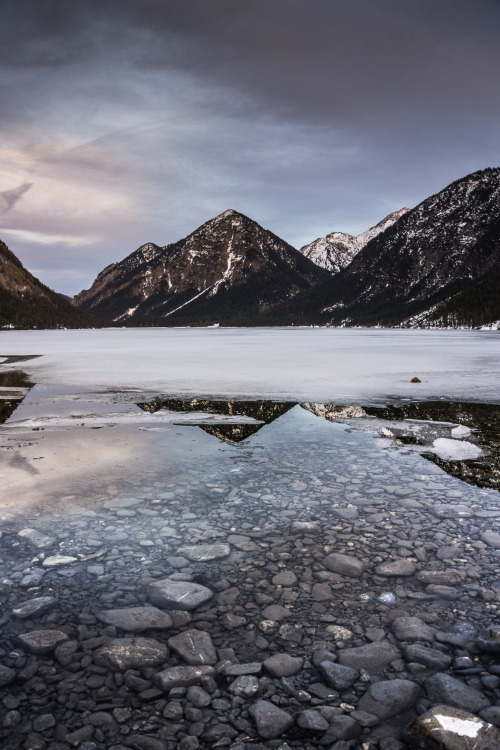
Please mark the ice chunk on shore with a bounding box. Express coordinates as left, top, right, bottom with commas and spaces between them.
432, 438, 482, 461
451, 424, 471, 438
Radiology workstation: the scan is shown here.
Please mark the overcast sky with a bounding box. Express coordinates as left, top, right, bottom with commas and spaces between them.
1, 0, 499, 294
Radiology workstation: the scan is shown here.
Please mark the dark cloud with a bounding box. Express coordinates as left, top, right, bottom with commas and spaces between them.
0, 182, 34, 212
0, 0, 499, 294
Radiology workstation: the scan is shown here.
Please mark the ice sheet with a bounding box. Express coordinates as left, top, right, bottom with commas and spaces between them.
0, 328, 499, 404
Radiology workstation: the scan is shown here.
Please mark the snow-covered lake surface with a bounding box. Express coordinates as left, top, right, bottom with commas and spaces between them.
0, 327, 499, 403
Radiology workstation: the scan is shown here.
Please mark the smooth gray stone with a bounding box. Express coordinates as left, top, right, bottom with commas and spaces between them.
147, 579, 213, 611
227, 676, 259, 697
261, 604, 290, 621
272, 570, 298, 586
297, 709, 329, 731
93, 638, 169, 670
0, 665, 16, 687
323, 553, 366, 578
18, 630, 69, 655
391, 616, 436, 642
323, 715, 361, 741
12, 596, 58, 620
223, 662, 262, 676
375, 560, 416, 576
167, 629, 217, 665
425, 673, 491, 713
249, 700, 294, 739
263, 653, 303, 677
404, 644, 452, 670
96, 607, 173, 632
409, 704, 500, 749
417, 570, 465, 586
425, 584, 461, 600
18, 528, 55, 549
177, 544, 231, 562
338, 641, 400, 673
358, 679, 420, 719
320, 661, 359, 690
154, 665, 215, 692
42, 555, 78, 567
481, 530, 500, 549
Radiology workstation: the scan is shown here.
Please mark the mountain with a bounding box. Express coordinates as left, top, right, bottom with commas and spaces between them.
299, 208, 409, 273
73, 210, 329, 325
0, 240, 97, 329
292, 168, 500, 327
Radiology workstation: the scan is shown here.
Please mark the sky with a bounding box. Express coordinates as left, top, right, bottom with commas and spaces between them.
1, 0, 499, 295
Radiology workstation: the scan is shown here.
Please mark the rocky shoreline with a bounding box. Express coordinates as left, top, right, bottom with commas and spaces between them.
2, 474, 500, 750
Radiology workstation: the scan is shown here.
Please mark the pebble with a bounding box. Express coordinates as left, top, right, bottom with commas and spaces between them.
17, 629, 69, 654
358, 679, 421, 719
93, 637, 169, 670
167, 629, 217, 665
154, 665, 216, 692
176, 543, 231, 561
323, 552, 366, 578
320, 661, 359, 690
248, 699, 294, 739
391, 616, 436, 642
263, 653, 303, 677
338, 641, 400, 672
147, 579, 214, 610
96, 606, 174, 632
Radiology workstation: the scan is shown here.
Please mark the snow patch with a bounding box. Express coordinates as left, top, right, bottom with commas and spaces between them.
435, 714, 481, 738
432, 438, 482, 461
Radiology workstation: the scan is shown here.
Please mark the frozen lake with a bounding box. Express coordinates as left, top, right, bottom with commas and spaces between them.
1, 327, 499, 403
0, 327, 500, 747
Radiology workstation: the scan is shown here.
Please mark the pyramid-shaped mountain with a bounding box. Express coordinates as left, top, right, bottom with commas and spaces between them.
73, 210, 329, 324
0, 240, 96, 329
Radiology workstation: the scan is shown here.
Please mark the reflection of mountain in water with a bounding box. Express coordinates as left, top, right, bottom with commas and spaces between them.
0, 368, 33, 425
365, 401, 500, 492
136, 398, 296, 443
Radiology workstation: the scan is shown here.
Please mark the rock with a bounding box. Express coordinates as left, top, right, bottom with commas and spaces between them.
391, 616, 436, 642
325, 625, 353, 640
33, 714, 55, 731
409, 704, 500, 749
338, 642, 400, 673
416, 570, 465, 586
425, 584, 460, 600
272, 570, 298, 586
481, 531, 500, 549
221, 613, 247, 629
263, 653, 303, 677
297, 709, 329, 732
323, 553, 366, 578
177, 543, 231, 561
223, 662, 262, 677
0, 665, 16, 687
323, 715, 361, 741
227, 675, 260, 697
42, 555, 78, 567
96, 606, 173, 632
248, 700, 294, 739
154, 665, 216, 692
226, 534, 259, 551
375, 560, 415, 576
403, 644, 452, 670
18, 630, 69, 655
12, 596, 58, 619
320, 661, 359, 690
358, 679, 420, 719
431, 504, 474, 519
476, 626, 500, 654
93, 637, 169, 670
261, 604, 291, 621
147, 579, 213, 611
18, 528, 55, 549
167, 629, 217, 665
186, 686, 211, 707
425, 673, 491, 713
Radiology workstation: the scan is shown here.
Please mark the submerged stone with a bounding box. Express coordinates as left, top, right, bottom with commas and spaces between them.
93, 638, 169, 670
338, 641, 400, 673
96, 606, 173, 632
323, 552, 366, 578
425, 673, 491, 713
177, 543, 231, 561
147, 579, 213, 611
154, 665, 215, 692
18, 630, 69, 655
167, 629, 217, 665
12, 596, 58, 620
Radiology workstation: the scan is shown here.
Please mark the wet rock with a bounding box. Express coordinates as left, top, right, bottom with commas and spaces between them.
93, 637, 169, 670
223, 662, 262, 677
408, 704, 500, 749
338, 641, 400, 673
476, 626, 500, 654
425, 673, 491, 713
358, 679, 420, 719
320, 661, 359, 690
0, 665, 16, 687
263, 653, 303, 677
221, 613, 247, 629
167, 629, 217, 665
391, 616, 436, 642
96, 606, 173, 632
177, 543, 231, 561
12, 596, 58, 619
416, 570, 465, 586
42, 554, 78, 567
18, 629, 69, 655
323, 552, 366, 578
297, 709, 329, 732
228, 675, 260, 697
425, 584, 460, 600
154, 665, 215, 692
261, 604, 290, 621
248, 699, 294, 739
481, 530, 500, 549
323, 714, 361, 741
435, 623, 477, 649
147, 579, 213, 611
272, 570, 298, 586
18, 528, 55, 549
403, 644, 452, 670
375, 560, 416, 576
